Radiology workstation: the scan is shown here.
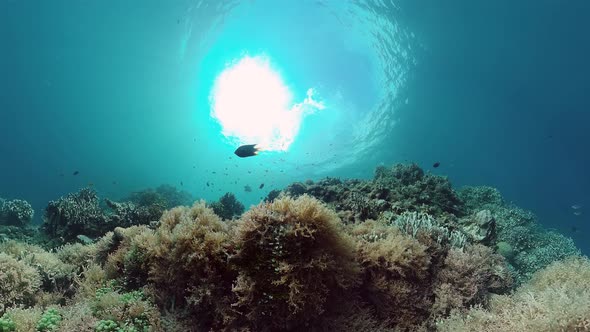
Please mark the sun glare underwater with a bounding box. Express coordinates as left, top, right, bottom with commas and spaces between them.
1, 0, 590, 331
210, 54, 325, 152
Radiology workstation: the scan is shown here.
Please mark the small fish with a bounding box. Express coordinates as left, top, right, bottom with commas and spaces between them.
212, 171, 216, 174
259, 183, 264, 189
571, 226, 579, 233
571, 204, 582, 210
433, 162, 440, 168
112, 181, 117, 185
180, 181, 183, 186
573, 211, 582, 216
235, 144, 261, 158
88, 183, 94, 187
206, 182, 210, 187
244, 185, 252, 192
73, 171, 79, 176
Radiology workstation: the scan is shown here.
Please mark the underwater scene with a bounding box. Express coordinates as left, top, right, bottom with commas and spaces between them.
1, 0, 589, 331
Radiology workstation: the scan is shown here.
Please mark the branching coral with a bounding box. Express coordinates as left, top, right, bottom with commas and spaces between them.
231, 195, 360, 330
42, 188, 108, 242
0, 198, 34, 227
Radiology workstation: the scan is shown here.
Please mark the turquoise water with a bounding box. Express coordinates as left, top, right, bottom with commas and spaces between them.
1, 0, 588, 259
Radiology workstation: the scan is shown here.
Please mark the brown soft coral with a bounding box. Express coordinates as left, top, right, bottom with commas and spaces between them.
231, 195, 360, 330
351, 220, 433, 329
432, 244, 512, 317
0, 253, 42, 314
142, 201, 235, 328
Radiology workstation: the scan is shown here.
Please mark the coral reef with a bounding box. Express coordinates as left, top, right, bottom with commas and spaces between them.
272, 163, 464, 224
104, 199, 162, 228
437, 257, 590, 332
42, 186, 180, 245
42, 188, 108, 242
459, 186, 581, 284
0, 163, 585, 331
0, 198, 34, 227
209, 192, 245, 220
125, 184, 193, 210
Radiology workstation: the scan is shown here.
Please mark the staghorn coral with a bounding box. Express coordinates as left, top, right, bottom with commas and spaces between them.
0, 198, 34, 227
231, 195, 360, 330
437, 256, 590, 332
209, 192, 245, 220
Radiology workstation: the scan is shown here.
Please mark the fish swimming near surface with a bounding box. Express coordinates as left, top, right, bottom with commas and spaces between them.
73, 171, 79, 175
235, 144, 261, 158
259, 183, 264, 189
573, 211, 582, 216
571, 204, 582, 210
433, 162, 440, 168
244, 185, 252, 192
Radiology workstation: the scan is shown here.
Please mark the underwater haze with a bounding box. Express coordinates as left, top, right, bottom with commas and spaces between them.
2, 0, 590, 330
2, 0, 588, 252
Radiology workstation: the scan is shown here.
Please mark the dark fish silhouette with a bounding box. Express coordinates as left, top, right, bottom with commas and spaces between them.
244, 185, 252, 192
180, 181, 183, 186
206, 182, 210, 187
73, 171, 79, 176
235, 144, 260, 158
433, 162, 440, 168
259, 183, 264, 189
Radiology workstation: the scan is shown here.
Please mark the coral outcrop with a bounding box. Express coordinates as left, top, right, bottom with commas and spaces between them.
0, 163, 584, 331
209, 192, 245, 220
0, 198, 34, 227
42, 188, 108, 242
